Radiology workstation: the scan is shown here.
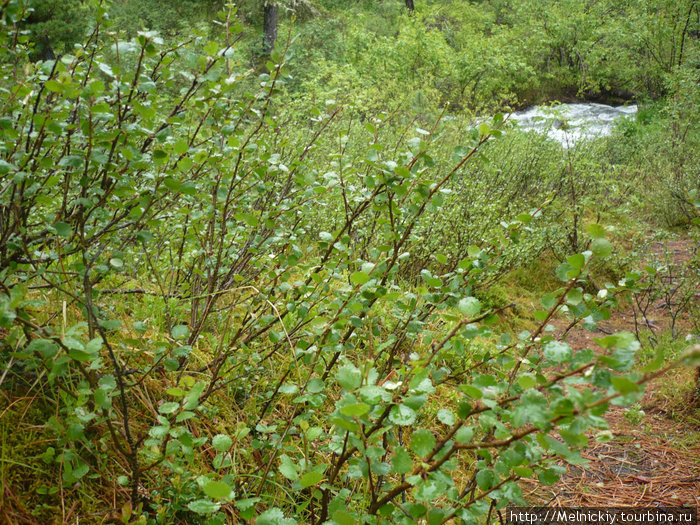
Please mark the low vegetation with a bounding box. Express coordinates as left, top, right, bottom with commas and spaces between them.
0, 0, 698, 523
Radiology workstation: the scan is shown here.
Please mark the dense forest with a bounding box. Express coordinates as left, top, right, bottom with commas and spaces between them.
0, 0, 699, 523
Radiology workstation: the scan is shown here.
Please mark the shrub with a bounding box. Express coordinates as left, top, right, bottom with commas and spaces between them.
1, 1, 697, 523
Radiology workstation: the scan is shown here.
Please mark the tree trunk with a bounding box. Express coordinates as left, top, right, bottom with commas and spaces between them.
38, 37, 55, 61
404, 0, 415, 11
263, 2, 278, 54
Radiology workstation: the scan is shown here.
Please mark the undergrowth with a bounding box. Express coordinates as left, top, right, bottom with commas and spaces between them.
0, 0, 699, 523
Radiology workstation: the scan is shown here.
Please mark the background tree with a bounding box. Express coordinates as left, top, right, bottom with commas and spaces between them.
263, 1, 278, 53
260, 0, 317, 55
22, 0, 89, 59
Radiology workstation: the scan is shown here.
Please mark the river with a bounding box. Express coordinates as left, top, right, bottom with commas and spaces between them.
510, 102, 638, 147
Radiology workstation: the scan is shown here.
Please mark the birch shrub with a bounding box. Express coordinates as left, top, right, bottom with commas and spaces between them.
2, 2, 697, 523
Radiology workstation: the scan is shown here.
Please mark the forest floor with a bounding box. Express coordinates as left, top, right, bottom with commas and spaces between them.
522, 234, 700, 509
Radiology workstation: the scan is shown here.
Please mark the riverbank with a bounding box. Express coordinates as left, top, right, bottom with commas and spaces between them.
525, 232, 700, 508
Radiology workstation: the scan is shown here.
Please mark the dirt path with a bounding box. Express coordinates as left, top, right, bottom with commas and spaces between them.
523, 234, 700, 508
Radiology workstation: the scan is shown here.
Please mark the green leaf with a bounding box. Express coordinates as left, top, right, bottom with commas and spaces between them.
177, 157, 193, 171
350, 271, 370, 286
98, 375, 116, 391
591, 238, 612, 258
163, 177, 181, 192
85, 337, 102, 354
88, 79, 105, 95
541, 292, 558, 310
566, 288, 583, 305
149, 425, 169, 439
332, 509, 357, 525
173, 139, 189, 155
61, 335, 81, 351
203, 480, 233, 499
66, 423, 85, 441
211, 434, 232, 452
415, 479, 444, 502
475, 469, 495, 490
68, 349, 93, 362
279, 384, 298, 394
59, 155, 83, 169
389, 404, 416, 426
0, 160, 16, 175
587, 224, 606, 239
176, 411, 195, 422
358, 385, 389, 405
514, 466, 533, 477
257, 508, 297, 525
533, 310, 548, 322
71, 462, 89, 480
391, 447, 413, 474
518, 374, 537, 389
458, 297, 481, 317
136, 230, 153, 243
41, 447, 55, 465
158, 402, 180, 414
299, 471, 323, 488
543, 341, 572, 364
460, 385, 483, 399
100, 319, 122, 331
94, 389, 111, 409
235, 212, 259, 227
512, 389, 549, 427
642, 346, 665, 372
171, 325, 189, 340
279, 455, 299, 481
153, 149, 168, 164
596, 430, 614, 443
307, 378, 325, 393
44, 80, 63, 93
426, 277, 443, 287
455, 426, 474, 444
437, 409, 455, 425
306, 427, 323, 441
538, 468, 560, 486
183, 381, 205, 409
53, 222, 72, 238
610, 375, 640, 394
596, 332, 639, 371
28, 339, 58, 359
235, 497, 260, 511
187, 499, 220, 514
410, 429, 435, 458
337, 364, 362, 390
340, 403, 370, 417
567, 253, 585, 269
556, 262, 575, 281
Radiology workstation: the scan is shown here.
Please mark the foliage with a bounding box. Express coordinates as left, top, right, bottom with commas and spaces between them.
0, 0, 698, 523
602, 68, 700, 227
19, 0, 700, 112
21, 0, 91, 57
107, 0, 223, 39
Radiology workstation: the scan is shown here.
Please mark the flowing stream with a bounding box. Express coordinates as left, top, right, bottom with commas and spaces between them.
510, 102, 638, 147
